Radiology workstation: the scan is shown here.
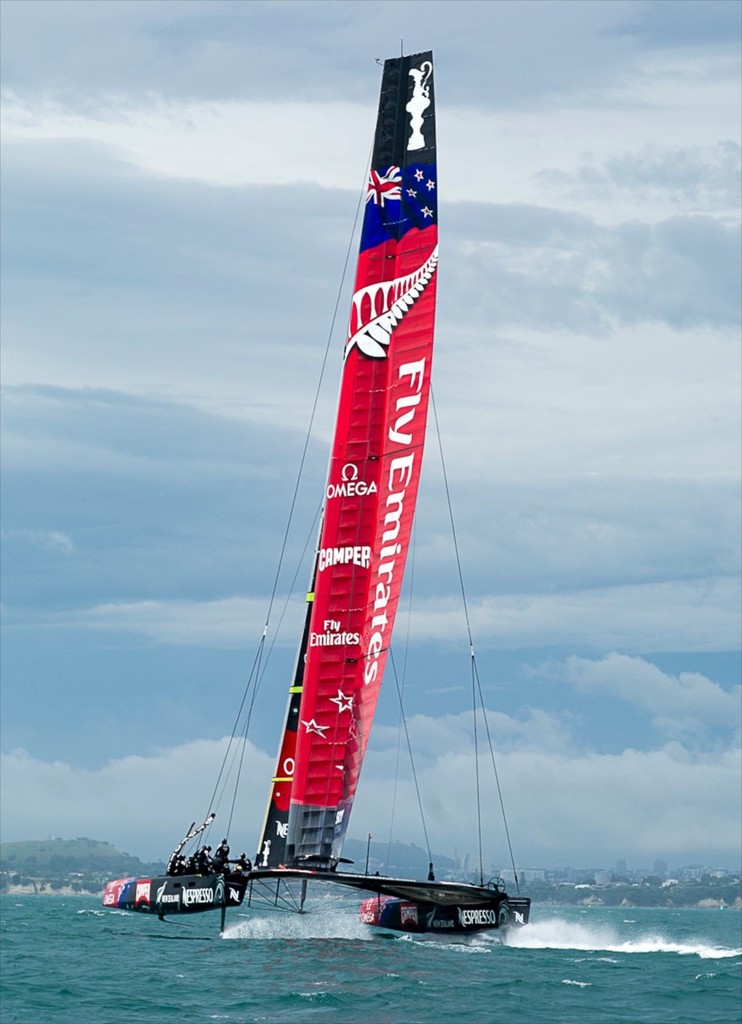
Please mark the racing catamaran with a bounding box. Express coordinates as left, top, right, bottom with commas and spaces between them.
102, 50, 530, 936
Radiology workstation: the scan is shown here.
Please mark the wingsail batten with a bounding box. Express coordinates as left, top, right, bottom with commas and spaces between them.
286, 51, 438, 867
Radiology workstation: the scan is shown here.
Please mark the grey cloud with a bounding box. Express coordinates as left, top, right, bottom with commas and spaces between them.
3, 725, 739, 868
538, 142, 741, 212
564, 653, 741, 742
1, 0, 720, 109
448, 203, 740, 332
3, 138, 356, 345
413, 475, 741, 597
1, 384, 325, 611
0, 738, 273, 860
612, 0, 742, 47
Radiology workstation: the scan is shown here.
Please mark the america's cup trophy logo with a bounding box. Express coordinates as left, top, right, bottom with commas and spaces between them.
406, 60, 433, 151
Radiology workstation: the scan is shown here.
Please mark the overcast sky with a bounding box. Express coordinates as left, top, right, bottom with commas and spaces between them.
1, 0, 740, 874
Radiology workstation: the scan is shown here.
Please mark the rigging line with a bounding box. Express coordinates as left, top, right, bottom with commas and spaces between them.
430, 387, 474, 647
431, 386, 483, 876
225, 693, 254, 838
385, 524, 417, 873
388, 647, 433, 867
471, 650, 484, 886
431, 385, 511, 888
221, 612, 277, 835
261, 144, 371, 825
210, 638, 269, 837
204, 634, 266, 817
254, 501, 322, 696
219, 151, 369, 835
473, 660, 521, 893
260, 143, 370, 634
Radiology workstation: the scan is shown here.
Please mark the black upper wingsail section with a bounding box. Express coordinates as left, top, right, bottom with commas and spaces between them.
372, 50, 436, 169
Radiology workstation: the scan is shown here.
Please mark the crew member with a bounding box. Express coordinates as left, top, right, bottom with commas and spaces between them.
213, 838, 230, 872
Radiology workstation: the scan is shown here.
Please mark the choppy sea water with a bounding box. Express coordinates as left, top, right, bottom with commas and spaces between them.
1, 894, 740, 1023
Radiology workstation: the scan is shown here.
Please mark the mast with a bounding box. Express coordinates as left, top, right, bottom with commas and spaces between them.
255, 564, 317, 868
284, 51, 438, 867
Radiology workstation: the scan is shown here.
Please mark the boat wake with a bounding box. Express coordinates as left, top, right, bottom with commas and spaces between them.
394, 933, 498, 953
504, 918, 742, 959
222, 906, 371, 942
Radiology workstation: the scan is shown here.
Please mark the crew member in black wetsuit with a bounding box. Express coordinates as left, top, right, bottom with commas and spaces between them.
235, 853, 252, 873
213, 839, 230, 873
195, 846, 212, 874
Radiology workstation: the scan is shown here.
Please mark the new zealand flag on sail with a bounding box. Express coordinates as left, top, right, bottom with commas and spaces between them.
360, 162, 438, 250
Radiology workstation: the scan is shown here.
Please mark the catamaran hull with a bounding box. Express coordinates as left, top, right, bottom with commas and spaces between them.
102, 874, 248, 917
359, 894, 531, 934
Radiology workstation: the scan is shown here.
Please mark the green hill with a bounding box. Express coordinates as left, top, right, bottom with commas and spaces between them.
342, 838, 457, 877
0, 837, 164, 878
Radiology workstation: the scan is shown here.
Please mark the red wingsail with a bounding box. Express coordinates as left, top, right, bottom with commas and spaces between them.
261, 52, 438, 868
286, 52, 438, 866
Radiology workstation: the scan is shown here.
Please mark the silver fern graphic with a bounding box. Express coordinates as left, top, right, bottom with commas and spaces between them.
346, 245, 438, 359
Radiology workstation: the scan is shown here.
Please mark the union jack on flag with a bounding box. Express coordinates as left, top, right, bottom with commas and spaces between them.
366, 166, 402, 206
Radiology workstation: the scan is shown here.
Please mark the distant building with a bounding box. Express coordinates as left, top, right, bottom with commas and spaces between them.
499, 868, 546, 884
653, 859, 668, 880
680, 865, 707, 881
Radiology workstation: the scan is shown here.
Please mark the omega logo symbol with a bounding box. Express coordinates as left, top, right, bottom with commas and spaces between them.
326, 463, 377, 500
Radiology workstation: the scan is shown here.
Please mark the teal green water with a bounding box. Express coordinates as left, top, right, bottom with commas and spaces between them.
1, 896, 740, 1023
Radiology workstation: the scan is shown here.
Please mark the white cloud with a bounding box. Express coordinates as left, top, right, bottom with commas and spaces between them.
358, 706, 742, 867
4, 719, 737, 870
371, 707, 575, 760
3, 44, 739, 223
405, 577, 741, 654
564, 653, 742, 736
1, 529, 74, 553
0, 739, 273, 862
8, 574, 737, 655
537, 141, 741, 216
433, 320, 740, 483
0, 94, 373, 192
75, 596, 305, 647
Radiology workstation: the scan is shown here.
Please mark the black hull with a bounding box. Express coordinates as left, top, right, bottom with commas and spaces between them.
102, 873, 248, 917
102, 866, 531, 937
359, 894, 531, 934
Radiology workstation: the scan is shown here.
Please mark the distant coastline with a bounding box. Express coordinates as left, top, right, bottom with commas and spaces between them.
2, 883, 739, 910
2, 838, 740, 909
3, 883, 96, 898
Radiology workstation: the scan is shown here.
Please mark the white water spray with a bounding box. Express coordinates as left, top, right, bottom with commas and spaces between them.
222, 903, 370, 941
504, 917, 741, 959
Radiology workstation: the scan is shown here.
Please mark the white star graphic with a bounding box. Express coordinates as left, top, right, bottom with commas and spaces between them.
426, 179, 436, 190
406, 188, 418, 197
414, 168, 424, 181
421, 206, 433, 218
302, 718, 328, 738
329, 689, 354, 713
